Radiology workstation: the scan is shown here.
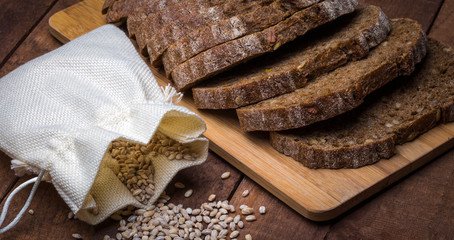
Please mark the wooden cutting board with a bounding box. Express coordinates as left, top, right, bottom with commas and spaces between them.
49, 0, 454, 221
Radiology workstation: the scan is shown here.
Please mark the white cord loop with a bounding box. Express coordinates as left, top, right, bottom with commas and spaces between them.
0, 169, 45, 234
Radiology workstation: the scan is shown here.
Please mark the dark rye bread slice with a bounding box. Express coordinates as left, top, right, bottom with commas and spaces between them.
162, 0, 328, 76
102, 0, 115, 14
270, 39, 454, 169
135, 0, 228, 55
236, 18, 427, 132
147, 0, 275, 66
170, 0, 358, 91
126, 0, 184, 37
192, 6, 389, 109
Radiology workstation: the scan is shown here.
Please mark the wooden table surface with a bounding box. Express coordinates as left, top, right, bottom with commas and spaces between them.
0, 0, 453, 239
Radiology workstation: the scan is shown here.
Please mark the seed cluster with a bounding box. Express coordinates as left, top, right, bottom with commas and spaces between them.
107, 191, 263, 240
108, 132, 198, 204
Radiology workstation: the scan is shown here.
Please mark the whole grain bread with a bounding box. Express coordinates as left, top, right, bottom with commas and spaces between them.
169, 0, 358, 91
147, 0, 275, 66
192, 6, 390, 109
270, 38, 454, 169
126, 0, 184, 37
236, 18, 427, 132
135, 0, 228, 55
102, 0, 115, 14
162, 0, 327, 76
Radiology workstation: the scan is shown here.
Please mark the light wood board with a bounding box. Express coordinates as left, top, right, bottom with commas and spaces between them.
48, 0, 454, 221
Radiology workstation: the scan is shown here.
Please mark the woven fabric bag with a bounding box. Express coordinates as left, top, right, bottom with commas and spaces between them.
0, 24, 208, 227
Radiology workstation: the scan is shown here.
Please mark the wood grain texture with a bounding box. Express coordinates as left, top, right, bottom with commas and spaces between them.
47, 0, 454, 221
429, 0, 454, 47
324, 149, 454, 240
358, 0, 443, 32
0, 0, 56, 65
0, 152, 17, 202
229, 177, 331, 240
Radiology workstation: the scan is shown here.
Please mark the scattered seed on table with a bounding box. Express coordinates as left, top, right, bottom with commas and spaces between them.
174, 182, 185, 189
208, 194, 216, 201
245, 234, 252, 240
72, 233, 83, 239
241, 207, 254, 215
28, 209, 34, 215
259, 206, 266, 214
245, 215, 256, 222
184, 189, 193, 197
221, 172, 231, 179
67, 211, 74, 219
242, 190, 249, 197
238, 220, 244, 229
230, 230, 240, 238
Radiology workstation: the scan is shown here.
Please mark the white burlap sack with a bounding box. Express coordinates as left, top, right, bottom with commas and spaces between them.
0, 24, 208, 226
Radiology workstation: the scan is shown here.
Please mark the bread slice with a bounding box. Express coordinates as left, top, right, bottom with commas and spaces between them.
146, 0, 275, 65
126, 0, 184, 37
192, 6, 389, 109
237, 18, 427, 132
270, 39, 454, 169
162, 0, 329, 76
169, 0, 358, 91
135, 0, 228, 55
102, 0, 115, 14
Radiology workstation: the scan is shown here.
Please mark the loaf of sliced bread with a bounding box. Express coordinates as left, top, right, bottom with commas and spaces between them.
163, 0, 330, 76
192, 6, 389, 109
270, 39, 454, 169
126, 0, 185, 38
147, 0, 275, 65
170, 0, 358, 91
135, 0, 228, 55
237, 18, 427, 131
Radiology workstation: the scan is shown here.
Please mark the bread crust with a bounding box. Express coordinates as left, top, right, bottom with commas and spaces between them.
170, 0, 358, 91
192, 6, 390, 109
147, 0, 275, 66
125, 0, 184, 37
163, 0, 331, 77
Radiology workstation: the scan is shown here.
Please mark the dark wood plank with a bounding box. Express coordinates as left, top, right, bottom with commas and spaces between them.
229, 177, 331, 240
0, 152, 18, 202
359, 0, 443, 32
0, 0, 56, 70
324, 149, 454, 239
429, 0, 454, 47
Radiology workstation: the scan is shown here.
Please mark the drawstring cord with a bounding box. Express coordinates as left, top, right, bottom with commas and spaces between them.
0, 169, 45, 234
161, 84, 183, 104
